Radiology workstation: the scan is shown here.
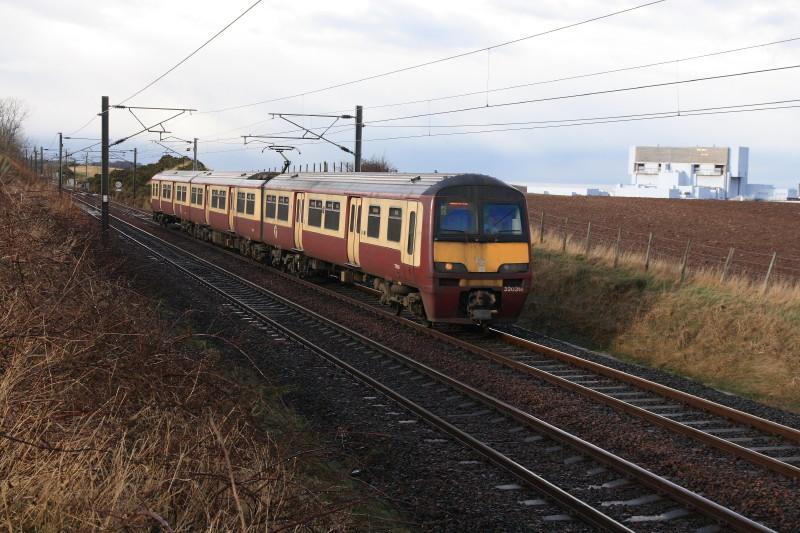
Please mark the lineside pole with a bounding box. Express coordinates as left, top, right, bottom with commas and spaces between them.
193, 137, 198, 170
354, 105, 363, 172
539, 211, 545, 244
132, 147, 137, 201
58, 132, 63, 193
763, 252, 777, 293
101, 96, 109, 231
678, 239, 692, 283
720, 247, 734, 283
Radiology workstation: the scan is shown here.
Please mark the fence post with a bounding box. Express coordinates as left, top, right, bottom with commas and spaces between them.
679, 239, 692, 283
644, 232, 653, 271
539, 211, 545, 244
613, 228, 621, 268
585, 222, 592, 255
763, 252, 777, 293
720, 248, 735, 283
561, 217, 568, 252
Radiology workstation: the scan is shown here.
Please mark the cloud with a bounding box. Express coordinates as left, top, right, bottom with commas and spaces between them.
2, 0, 797, 186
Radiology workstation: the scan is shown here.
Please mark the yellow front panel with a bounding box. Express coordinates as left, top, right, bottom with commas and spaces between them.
433, 242, 530, 272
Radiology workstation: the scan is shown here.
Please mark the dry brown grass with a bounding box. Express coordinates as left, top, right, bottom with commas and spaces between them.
0, 162, 364, 530
533, 225, 800, 300
523, 236, 800, 411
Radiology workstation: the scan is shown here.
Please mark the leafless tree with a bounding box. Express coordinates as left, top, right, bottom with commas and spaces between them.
360, 155, 397, 172
0, 97, 28, 156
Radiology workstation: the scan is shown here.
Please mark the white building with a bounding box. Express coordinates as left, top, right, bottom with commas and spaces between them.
625, 146, 748, 199
526, 146, 796, 201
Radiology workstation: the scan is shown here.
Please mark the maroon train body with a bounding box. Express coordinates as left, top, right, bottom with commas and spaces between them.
150, 171, 532, 325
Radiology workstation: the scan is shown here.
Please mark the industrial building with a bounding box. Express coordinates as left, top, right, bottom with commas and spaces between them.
527, 146, 796, 201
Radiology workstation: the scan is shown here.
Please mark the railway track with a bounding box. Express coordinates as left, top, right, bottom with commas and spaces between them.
101, 192, 800, 480
329, 283, 800, 480
73, 194, 777, 532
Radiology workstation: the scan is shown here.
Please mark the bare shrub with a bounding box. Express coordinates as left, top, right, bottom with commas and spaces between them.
0, 167, 358, 530
0, 97, 27, 156
361, 155, 397, 172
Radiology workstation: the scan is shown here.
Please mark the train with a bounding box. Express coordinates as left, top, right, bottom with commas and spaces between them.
149, 170, 532, 326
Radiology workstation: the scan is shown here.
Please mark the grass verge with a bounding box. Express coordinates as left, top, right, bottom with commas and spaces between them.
0, 162, 398, 530
521, 246, 800, 412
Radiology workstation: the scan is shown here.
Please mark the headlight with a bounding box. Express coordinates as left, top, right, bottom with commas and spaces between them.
498, 263, 529, 273
434, 262, 468, 273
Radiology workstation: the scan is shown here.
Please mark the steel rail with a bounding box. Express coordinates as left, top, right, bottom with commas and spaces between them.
72, 201, 629, 532
494, 329, 800, 444
92, 192, 800, 480
352, 283, 800, 480
94, 193, 800, 479
73, 197, 775, 533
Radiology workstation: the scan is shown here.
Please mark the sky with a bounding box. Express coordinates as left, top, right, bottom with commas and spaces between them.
2, 0, 799, 187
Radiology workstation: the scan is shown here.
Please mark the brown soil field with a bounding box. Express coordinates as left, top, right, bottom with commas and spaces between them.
527, 195, 800, 279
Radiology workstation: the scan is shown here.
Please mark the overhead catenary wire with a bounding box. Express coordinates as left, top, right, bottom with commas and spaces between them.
358, 35, 800, 112
118, 0, 264, 105
183, 34, 800, 146
203, 0, 667, 113
362, 98, 800, 130
365, 63, 800, 125
360, 99, 800, 142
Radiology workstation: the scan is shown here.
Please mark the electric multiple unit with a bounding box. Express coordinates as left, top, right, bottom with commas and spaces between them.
150, 171, 532, 325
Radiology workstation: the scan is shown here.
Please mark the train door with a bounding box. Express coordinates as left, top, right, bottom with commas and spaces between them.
203, 185, 210, 224
401, 201, 421, 277
228, 186, 236, 231
293, 192, 304, 250
347, 197, 362, 266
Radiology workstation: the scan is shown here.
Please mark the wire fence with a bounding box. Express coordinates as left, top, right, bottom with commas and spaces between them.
532, 210, 799, 290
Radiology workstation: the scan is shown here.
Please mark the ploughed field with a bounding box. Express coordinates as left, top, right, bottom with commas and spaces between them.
527, 194, 800, 279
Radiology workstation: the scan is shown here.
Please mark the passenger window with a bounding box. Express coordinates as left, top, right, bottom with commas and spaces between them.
324, 200, 340, 231
308, 199, 323, 227
236, 192, 245, 213
367, 205, 381, 238
387, 207, 402, 242
265, 195, 277, 219
407, 211, 416, 255
245, 193, 256, 215
212, 190, 226, 210
218, 190, 226, 210
196, 187, 203, 205
277, 196, 290, 221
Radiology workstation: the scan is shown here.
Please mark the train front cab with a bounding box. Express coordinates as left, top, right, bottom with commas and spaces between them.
423, 180, 532, 324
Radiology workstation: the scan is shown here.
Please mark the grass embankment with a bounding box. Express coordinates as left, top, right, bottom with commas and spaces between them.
522, 242, 800, 412
0, 162, 391, 530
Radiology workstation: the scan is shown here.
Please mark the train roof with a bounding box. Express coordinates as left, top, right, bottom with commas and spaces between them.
150, 170, 270, 184
150, 171, 518, 197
